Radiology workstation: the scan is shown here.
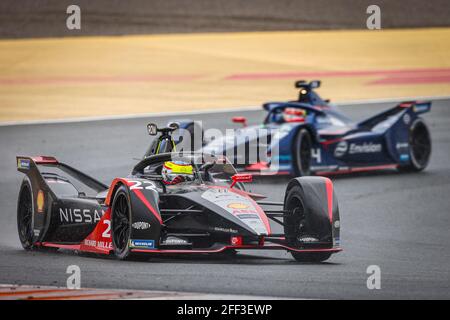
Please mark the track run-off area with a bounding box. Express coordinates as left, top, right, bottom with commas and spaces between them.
1, 28, 450, 122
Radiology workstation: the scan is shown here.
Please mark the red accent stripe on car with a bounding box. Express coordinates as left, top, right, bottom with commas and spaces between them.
31, 156, 58, 164
320, 138, 343, 145
105, 178, 129, 206
324, 178, 333, 222
131, 245, 343, 254
40, 243, 80, 250
316, 164, 398, 176
39, 241, 342, 255
132, 188, 163, 224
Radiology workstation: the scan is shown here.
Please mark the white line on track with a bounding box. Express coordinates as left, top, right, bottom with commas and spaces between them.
1, 95, 449, 127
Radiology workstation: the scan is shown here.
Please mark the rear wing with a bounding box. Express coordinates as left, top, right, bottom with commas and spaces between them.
17, 156, 108, 198
357, 100, 432, 129
398, 101, 431, 114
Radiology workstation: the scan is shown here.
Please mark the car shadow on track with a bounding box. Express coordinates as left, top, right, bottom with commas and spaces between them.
9, 246, 342, 266
76, 250, 342, 266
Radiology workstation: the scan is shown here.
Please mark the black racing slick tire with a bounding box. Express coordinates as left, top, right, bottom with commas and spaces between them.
293, 128, 312, 176
399, 118, 432, 172
17, 179, 34, 250
283, 184, 332, 263
111, 186, 134, 260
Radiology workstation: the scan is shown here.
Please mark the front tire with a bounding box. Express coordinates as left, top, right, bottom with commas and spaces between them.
399, 118, 431, 172
293, 129, 312, 176
283, 184, 332, 263
111, 186, 133, 260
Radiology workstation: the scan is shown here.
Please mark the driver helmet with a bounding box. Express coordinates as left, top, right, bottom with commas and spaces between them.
283, 108, 307, 123
162, 161, 194, 185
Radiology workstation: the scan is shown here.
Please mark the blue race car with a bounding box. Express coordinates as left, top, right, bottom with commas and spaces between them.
172, 80, 432, 176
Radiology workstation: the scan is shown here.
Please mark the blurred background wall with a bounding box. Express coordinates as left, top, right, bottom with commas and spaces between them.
1, 0, 450, 38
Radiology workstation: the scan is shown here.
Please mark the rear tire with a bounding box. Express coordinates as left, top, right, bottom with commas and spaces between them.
17, 179, 34, 250
399, 118, 431, 172
293, 129, 312, 176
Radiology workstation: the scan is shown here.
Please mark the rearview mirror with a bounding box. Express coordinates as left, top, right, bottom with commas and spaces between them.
309, 80, 321, 88
147, 123, 158, 135
230, 173, 253, 188
232, 116, 247, 127
168, 122, 179, 130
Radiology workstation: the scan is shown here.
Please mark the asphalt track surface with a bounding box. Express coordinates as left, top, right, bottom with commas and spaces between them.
0, 100, 449, 299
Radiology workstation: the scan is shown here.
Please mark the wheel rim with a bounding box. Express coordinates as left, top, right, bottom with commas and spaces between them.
112, 193, 130, 253
285, 195, 308, 243
411, 122, 431, 167
18, 186, 33, 243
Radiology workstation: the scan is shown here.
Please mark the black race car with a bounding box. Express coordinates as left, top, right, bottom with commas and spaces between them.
16, 151, 341, 262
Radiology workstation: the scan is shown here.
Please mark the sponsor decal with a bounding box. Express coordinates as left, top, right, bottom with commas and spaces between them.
298, 236, 319, 243
84, 239, 112, 249
131, 221, 151, 230
335, 141, 382, 157
237, 214, 259, 219
227, 203, 249, 209
334, 237, 340, 246
202, 188, 268, 235
275, 155, 291, 161
400, 154, 410, 161
413, 104, 429, 113
213, 227, 238, 234
231, 209, 258, 214
403, 114, 411, 125
230, 236, 243, 246
163, 237, 189, 245
245, 219, 260, 226
36, 190, 45, 213
33, 229, 40, 237
130, 239, 155, 249
334, 220, 340, 228
396, 142, 409, 150
349, 142, 382, 154
334, 141, 348, 157
59, 207, 103, 223
47, 179, 71, 184
17, 158, 30, 169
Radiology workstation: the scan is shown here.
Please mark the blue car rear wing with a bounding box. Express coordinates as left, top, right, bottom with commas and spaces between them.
398, 101, 431, 114
357, 100, 432, 129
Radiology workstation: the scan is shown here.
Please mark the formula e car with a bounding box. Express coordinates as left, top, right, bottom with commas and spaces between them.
172, 80, 432, 176
16, 151, 341, 262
